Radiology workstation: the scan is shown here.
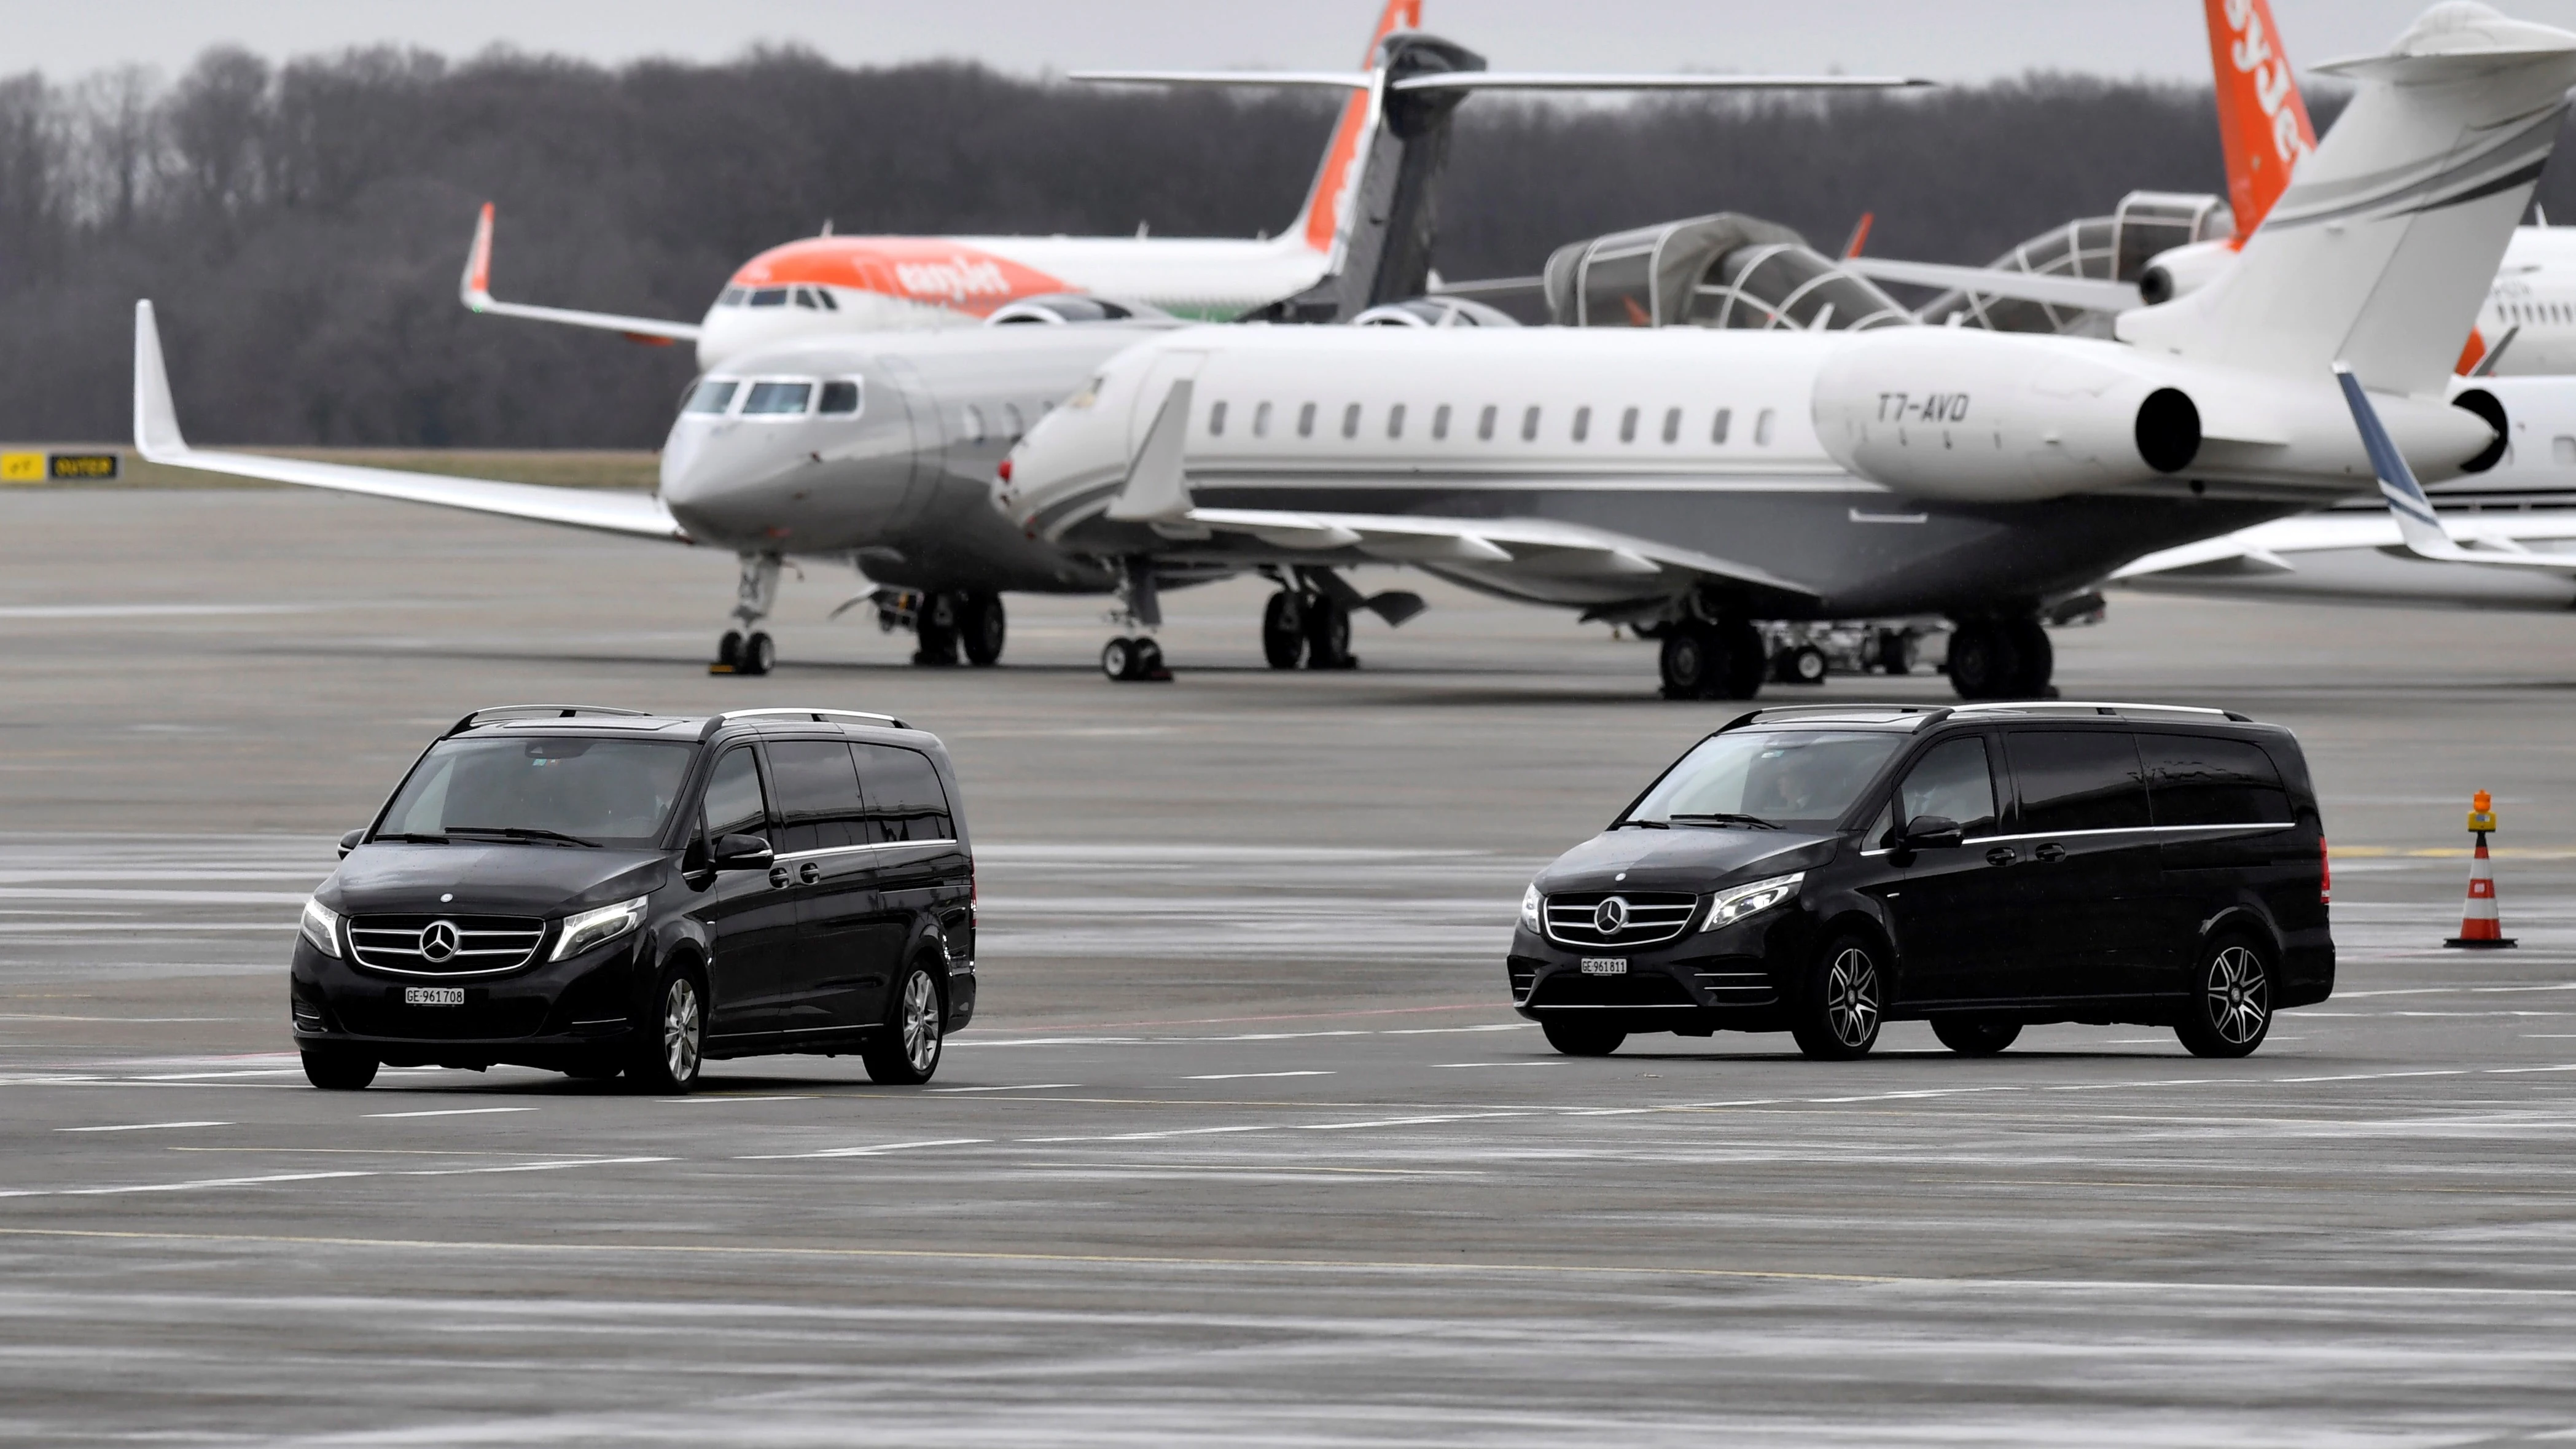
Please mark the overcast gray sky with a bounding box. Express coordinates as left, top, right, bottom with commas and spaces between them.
17, 1, 2576, 85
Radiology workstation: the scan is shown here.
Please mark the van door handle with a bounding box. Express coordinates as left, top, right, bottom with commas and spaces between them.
797, 862, 822, 885
768, 867, 790, 889
1985, 846, 2016, 867
2034, 843, 2067, 863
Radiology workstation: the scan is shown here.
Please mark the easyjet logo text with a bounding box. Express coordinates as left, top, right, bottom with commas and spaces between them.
2225, 0, 2311, 174
893, 259, 1013, 300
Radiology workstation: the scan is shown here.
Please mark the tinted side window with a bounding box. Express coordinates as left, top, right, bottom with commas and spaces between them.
2007, 731, 2149, 834
701, 746, 768, 843
2140, 734, 2291, 826
1895, 736, 1999, 840
767, 740, 866, 853
854, 744, 953, 844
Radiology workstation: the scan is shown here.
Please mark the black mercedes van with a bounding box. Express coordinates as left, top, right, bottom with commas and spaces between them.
291, 706, 975, 1092
1509, 703, 2332, 1060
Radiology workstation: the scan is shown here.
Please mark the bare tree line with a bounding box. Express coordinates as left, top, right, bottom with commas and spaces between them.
0, 44, 2524, 450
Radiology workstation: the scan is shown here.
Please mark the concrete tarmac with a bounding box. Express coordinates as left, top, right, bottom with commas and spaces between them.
4, 490, 2575, 1444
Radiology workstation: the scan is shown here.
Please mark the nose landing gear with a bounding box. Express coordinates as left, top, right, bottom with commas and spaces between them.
1099, 557, 1172, 683
710, 552, 781, 676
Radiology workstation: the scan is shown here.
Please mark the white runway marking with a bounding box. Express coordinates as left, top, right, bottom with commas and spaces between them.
926, 1083, 1082, 1093
1438, 1061, 1561, 1068
1181, 1071, 1335, 1080
738, 1138, 991, 1160
364, 1106, 536, 1119
664, 1095, 818, 1103
55, 1120, 230, 1132
0, 1156, 668, 1200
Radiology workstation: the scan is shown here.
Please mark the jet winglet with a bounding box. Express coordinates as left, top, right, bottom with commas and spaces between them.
132, 300, 187, 461
2335, 362, 2462, 559
462, 201, 497, 309
451, 204, 703, 345
1105, 380, 1197, 523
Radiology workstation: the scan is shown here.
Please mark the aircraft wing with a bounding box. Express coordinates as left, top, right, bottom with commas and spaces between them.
2336, 363, 2576, 573
133, 301, 693, 544
1842, 256, 2144, 314
459, 204, 702, 346
1075, 69, 1927, 93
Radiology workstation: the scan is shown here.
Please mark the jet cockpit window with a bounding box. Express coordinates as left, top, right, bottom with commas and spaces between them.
819, 381, 861, 415
794, 287, 822, 310
718, 287, 747, 307
742, 381, 814, 416
747, 287, 789, 308
684, 380, 738, 415
816, 289, 838, 311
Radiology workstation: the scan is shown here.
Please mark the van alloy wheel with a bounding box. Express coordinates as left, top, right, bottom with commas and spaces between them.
662, 977, 703, 1084
1792, 937, 1884, 1060
2177, 939, 2271, 1058
864, 963, 946, 1085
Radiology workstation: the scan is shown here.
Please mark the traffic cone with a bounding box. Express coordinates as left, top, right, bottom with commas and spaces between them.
2445, 791, 2517, 949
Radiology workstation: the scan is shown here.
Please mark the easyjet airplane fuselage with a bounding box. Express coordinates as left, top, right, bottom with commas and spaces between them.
699, 233, 1334, 362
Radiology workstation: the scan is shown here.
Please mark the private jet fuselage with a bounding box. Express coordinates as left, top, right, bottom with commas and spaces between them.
656, 324, 1176, 595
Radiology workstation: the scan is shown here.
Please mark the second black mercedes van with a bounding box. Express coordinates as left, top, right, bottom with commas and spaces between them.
1508, 703, 2332, 1061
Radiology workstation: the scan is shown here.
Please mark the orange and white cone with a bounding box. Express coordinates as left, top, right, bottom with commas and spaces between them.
2446, 792, 2516, 948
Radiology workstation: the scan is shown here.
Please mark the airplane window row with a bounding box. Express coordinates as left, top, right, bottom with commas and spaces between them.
681, 377, 863, 418
714, 286, 841, 311
1202, 400, 1777, 448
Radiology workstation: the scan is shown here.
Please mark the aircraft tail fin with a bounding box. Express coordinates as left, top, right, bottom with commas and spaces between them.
2122, 4, 2576, 397
2205, 0, 2319, 239
1285, 0, 1423, 256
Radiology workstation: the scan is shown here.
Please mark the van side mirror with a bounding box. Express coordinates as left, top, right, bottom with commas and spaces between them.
337, 829, 366, 858
1900, 814, 1965, 851
712, 834, 775, 870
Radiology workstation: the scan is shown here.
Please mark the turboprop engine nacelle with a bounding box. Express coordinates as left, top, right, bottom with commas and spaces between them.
1814, 329, 2206, 502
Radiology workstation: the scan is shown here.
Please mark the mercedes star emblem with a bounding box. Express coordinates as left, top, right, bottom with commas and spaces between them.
1594, 896, 1630, 935
420, 920, 460, 963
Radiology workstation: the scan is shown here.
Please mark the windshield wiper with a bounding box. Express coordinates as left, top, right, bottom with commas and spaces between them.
1665, 812, 1782, 830
447, 826, 600, 848
1612, 819, 1669, 830
383, 832, 450, 845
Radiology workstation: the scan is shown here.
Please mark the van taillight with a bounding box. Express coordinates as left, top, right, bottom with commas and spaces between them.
2320, 838, 2332, 905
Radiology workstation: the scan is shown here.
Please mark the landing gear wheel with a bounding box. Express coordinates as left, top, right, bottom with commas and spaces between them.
2005, 618, 2055, 696
1930, 1017, 2021, 1056
716, 630, 744, 670
1791, 935, 1884, 1060
626, 969, 705, 1093
862, 960, 946, 1085
1541, 1018, 1625, 1056
1303, 594, 1354, 670
1874, 628, 1915, 676
914, 592, 961, 665
1722, 620, 1768, 699
959, 590, 1006, 666
1775, 643, 1828, 685
1262, 591, 1307, 670
300, 1048, 377, 1090
1658, 622, 1723, 699
1102, 637, 1139, 681
736, 631, 775, 676
2175, 936, 2272, 1058
1945, 623, 2020, 701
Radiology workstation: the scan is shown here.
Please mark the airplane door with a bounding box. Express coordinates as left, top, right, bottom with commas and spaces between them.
1126, 351, 1208, 455
874, 355, 942, 535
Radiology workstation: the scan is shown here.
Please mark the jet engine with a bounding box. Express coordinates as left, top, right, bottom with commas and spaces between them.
1812, 328, 2203, 502
986, 294, 1172, 326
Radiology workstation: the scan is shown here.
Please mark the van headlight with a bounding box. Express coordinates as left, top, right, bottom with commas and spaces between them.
550, 895, 649, 962
1700, 872, 1805, 932
299, 897, 343, 959
1520, 883, 1542, 932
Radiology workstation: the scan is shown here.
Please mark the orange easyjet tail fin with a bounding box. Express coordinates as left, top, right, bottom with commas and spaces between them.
1289, 0, 1423, 252
2205, 0, 2317, 242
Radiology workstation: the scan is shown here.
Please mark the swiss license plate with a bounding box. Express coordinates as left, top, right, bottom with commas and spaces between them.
404, 986, 464, 1007
1580, 958, 1629, 975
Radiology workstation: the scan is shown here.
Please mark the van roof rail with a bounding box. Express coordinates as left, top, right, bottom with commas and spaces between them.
704, 707, 908, 737
1719, 704, 1951, 731
1950, 701, 2253, 722
445, 705, 653, 735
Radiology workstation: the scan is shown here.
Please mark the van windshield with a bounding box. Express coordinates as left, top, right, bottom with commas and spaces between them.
1624, 730, 1905, 833
375, 737, 695, 849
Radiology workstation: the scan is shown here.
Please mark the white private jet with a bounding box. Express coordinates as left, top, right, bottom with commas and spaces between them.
999, 3, 2574, 700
